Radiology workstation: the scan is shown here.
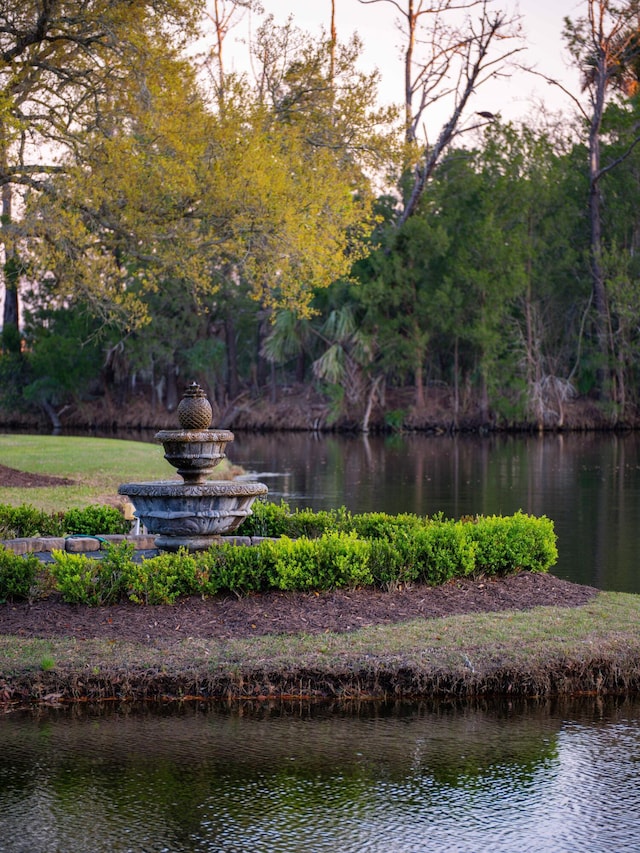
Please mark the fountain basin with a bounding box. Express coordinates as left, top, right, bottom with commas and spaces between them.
155, 429, 234, 484
118, 480, 268, 551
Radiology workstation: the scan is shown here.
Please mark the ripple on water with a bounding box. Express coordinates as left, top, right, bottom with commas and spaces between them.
1, 703, 640, 853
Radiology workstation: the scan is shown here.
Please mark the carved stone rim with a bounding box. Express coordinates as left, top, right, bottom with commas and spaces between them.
118, 481, 268, 497
155, 430, 234, 443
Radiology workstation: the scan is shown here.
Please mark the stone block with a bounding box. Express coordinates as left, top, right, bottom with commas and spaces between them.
1, 538, 31, 555
65, 537, 102, 553
220, 536, 252, 547
35, 538, 66, 552
127, 535, 157, 550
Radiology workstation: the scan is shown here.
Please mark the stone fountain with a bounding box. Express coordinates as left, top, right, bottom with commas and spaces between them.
118, 383, 267, 551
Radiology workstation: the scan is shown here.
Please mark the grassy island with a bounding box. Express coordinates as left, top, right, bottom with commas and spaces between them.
1, 500, 640, 705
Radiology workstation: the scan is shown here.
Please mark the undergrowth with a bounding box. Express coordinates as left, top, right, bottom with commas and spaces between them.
0, 503, 130, 538
0, 502, 558, 605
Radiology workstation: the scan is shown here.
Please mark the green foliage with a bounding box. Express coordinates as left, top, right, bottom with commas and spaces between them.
0, 503, 65, 538
467, 512, 559, 576
28, 506, 557, 605
240, 499, 293, 537
49, 542, 136, 605
48, 551, 105, 606
0, 503, 130, 538
63, 505, 131, 536
21, 303, 110, 410
413, 521, 478, 585
0, 545, 40, 602
384, 409, 406, 431
262, 532, 373, 591
124, 549, 198, 605
367, 536, 417, 589
194, 544, 268, 597
95, 542, 137, 605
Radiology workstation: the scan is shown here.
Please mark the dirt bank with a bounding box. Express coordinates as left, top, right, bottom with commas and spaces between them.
5, 574, 639, 706
1, 385, 634, 433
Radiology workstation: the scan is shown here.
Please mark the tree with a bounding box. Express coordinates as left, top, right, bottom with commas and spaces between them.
197, 13, 396, 319
358, 0, 524, 225
0, 0, 204, 339
563, 0, 640, 400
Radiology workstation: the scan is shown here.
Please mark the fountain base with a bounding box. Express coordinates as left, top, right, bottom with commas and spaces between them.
117, 480, 268, 552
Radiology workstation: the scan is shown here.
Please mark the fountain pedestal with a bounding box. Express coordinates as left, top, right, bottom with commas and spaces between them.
118, 383, 267, 552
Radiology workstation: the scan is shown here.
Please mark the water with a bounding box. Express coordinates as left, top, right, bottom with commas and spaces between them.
228, 431, 640, 593
3, 430, 640, 850
1, 699, 640, 853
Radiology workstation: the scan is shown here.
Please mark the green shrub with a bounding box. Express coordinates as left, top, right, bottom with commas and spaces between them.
467, 512, 558, 575
411, 521, 478, 585
0, 545, 41, 602
95, 542, 136, 604
262, 531, 373, 591
63, 505, 131, 535
35, 507, 557, 605
195, 544, 268, 597
368, 536, 417, 589
48, 542, 135, 605
126, 549, 211, 605
48, 550, 104, 605
0, 502, 130, 538
345, 511, 423, 541
285, 507, 343, 539
0, 503, 65, 538
239, 499, 292, 537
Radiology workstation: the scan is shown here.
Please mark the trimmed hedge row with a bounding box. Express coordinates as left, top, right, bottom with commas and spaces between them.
0, 503, 131, 538
0, 504, 558, 605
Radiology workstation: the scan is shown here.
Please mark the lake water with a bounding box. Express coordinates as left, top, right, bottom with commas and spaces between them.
3, 430, 640, 851
228, 431, 640, 593
2, 698, 640, 853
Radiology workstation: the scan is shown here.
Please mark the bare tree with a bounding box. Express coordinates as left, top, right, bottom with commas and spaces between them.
206, 0, 263, 103
358, 0, 524, 224
562, 0, 640, 400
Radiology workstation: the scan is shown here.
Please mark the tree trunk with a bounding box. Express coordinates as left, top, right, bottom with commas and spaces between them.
165, 365, 179, 412
41, 399, 62, 432
588, 37, 611, 401
414, 359, 425, 408
362, 375, 384, 433
1, 181, 20, 347
453, 335, 460, 428
225, 312, 239, 399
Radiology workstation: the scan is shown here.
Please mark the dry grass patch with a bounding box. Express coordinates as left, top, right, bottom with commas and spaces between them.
2, 591, 640, 703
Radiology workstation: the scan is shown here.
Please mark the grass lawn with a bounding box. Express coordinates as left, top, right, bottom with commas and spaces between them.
2, 591, 640, 702
0, 434, 235, 512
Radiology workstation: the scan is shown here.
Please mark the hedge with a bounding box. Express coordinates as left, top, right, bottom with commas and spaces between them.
0, 503, 558, 605
0, 503, 131, 538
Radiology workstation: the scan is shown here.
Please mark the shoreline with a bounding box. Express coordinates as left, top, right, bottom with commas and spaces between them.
1, 385, 637, 435
2, 585, 640, 706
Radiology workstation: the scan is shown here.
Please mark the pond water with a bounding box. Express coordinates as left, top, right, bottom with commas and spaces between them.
228, 431, 640, 593
2, 698, 640, 853
3, 430, 640, 851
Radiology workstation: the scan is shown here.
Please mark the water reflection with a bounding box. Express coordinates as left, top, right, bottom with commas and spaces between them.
229, 432, 640, 593
1, 698, 639, 853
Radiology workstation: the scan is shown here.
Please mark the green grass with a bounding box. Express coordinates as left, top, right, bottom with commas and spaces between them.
2, 592, 640, 701
0, 434, 235, 512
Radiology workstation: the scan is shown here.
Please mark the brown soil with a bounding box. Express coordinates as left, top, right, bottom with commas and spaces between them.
1, 383, 632, 433
0, 463, 75, 488
0, 572, 598, 647
0, 460, 598, 645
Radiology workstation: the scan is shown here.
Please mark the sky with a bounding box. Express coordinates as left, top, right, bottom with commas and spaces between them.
218, 0, 586, 125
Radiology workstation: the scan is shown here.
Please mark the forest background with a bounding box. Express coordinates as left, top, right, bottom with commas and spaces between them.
2, 0, 640, 435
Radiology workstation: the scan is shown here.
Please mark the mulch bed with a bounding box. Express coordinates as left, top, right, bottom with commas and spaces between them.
0, 463, 600, 648
0, 572, 599, 647
0, 463, 75, 488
